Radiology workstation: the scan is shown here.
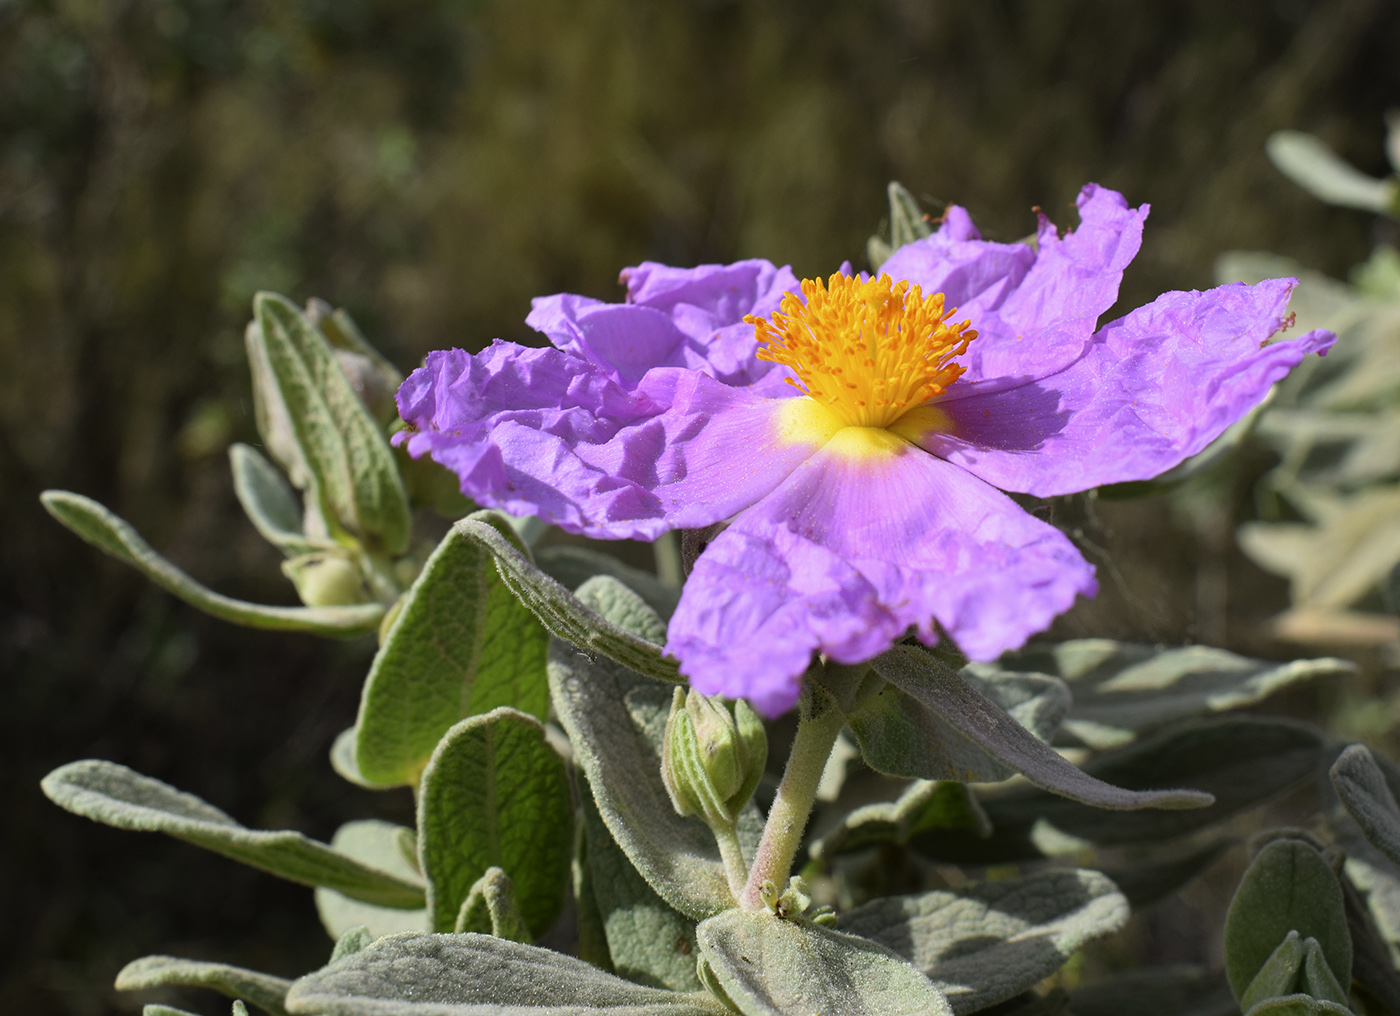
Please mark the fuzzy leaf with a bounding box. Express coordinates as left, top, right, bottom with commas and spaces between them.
915, 716, 1324, 864
839, 868, 1126, 1014
254, 293, 410, 554
1225, 838, 1352, 1001
1267, 130, 1400, 215
999, 640, 1351, 750
457, 517, 680, 682
870, 647, 1212, 810
810, 780, 990, 859
547, 579, 761, 921
534, 545, 681, 620
117, 956, 291, 1016
581, 786, 701, 992
229, 442, 321, 557
330, 927, 375, 963
315, 820, 429, 941
1240, 931, 1307, 1011
283, 933, 727, 1015
418, 708, 573, 936
454, 867, 532, 943
43, 761, 423, 909
1331, 744, 1400, 867
1243, 996, 1356, 1016
40, 491, 384, 637
354, 518, 549, 786
697, 908, 951, 1016
888, 181, 934, 251
849, 662, 1070, 782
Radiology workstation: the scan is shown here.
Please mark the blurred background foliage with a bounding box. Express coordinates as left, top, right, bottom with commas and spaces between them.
4, 0, 1400, 1012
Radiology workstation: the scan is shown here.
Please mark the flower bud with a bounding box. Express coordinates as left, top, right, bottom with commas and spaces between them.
281, 551, 371, 607
661, 687, 767, 830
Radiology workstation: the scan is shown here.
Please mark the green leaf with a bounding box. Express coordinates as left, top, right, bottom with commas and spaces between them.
315, 820, 429, 941
116, 956, 291, 1016
229, 442, 322, 557
1068, 966, 1237, 1016
915, 717, 1325, 864
581, 785, 702, 992
1099, 839, 1232, 908
254, 292, 411, 555
888, 181, 934, 252
1301, 935, 1352, 1006
1240, 931, 1307, 1011
848, 662, 1070, 782
457, 517, 681, 683
40, 491, 385, 637
454, 867, 532, 943
1331, 744, 1400, 867
328, 728, 378, 789
354, 519, 549, 786
1225, 838, 1352, 1002
534, 544, 681, 620
548, 642, 758, 922
1267, 130, 1400, 216
329, 926, 374, 963
418, 708, 573, 936
42, 761, 424, 909
143, 1007, 202, 1016
810, 780, 990, 859
838, 868, 1127, 1015
998, 640, 1351, 750
1244, 995, 1356, 1016
696, 907, 952, 1016
283, 933, 728, 1015
870, 646, 1212, 810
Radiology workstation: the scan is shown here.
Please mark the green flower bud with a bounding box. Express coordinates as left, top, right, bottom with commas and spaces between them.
281, 551, 371, 607
661, 687, 768, 830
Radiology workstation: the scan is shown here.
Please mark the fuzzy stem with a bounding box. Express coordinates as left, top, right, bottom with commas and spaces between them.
713, 821, 749, 902
739, 694, 845, 910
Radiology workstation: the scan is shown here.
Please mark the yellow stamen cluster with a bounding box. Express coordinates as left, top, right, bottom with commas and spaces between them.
748, 273, 977, 429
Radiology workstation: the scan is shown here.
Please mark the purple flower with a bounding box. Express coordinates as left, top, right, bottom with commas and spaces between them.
396, 185, 1335, 716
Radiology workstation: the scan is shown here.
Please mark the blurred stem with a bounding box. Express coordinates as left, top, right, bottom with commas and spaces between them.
654, 530, 684, 587
739, 669, 852, 910
361, 551, 403, 606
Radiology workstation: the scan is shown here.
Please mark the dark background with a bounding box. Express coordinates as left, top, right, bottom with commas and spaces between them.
4, 1, 1399, 1012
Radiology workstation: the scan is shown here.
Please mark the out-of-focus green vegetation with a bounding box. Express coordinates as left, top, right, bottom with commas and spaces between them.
4, 1, 1400, 1013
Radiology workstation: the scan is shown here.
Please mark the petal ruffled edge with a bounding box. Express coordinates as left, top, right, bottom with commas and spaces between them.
665, 441, 1096, 715
912, 278, 1337, 497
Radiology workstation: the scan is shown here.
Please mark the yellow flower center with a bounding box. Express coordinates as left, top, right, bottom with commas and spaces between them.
748, 272, 977, 431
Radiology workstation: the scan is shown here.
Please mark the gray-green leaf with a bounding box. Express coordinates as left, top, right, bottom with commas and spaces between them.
229, 442, 322, 557
283, 933, 727, 1015
581, 785, 702, 992
838, 868, 1126, 1014
458, 517, 680, 683
697, 907, 951, 1016
1331, 743, 1400, 867
1225, 838, 1352, 1002
254, 292, 411, 555
454, 867, 532, 943
998, 640, 1351, 750
810, 780, 990, 859
315, 820, 429, 941
354, 517, 549, 786
849, 662, 1069, 782
418, 708, 573, 936
40, 491, 384, 637
42, 761, 424, 909
117, 956, 291, 1016
888, 181, 934, 252
870, 646, 1212, 810
534, 545, 681, 621
1267, 130, 1400, 216
1244, 995, 1356, 1016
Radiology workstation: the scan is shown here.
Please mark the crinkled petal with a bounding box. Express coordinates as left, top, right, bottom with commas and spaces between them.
396, 343, 816, 539
665, 442, 1096, 715
881, 184, 1148, 389
912, 279, 1337, 497
525, 259, 802, 391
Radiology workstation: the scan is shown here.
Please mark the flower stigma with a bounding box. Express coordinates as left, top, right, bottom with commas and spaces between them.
749, 273, 976, 455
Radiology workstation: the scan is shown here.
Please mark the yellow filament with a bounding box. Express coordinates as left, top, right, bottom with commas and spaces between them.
748, 273, 977, 430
